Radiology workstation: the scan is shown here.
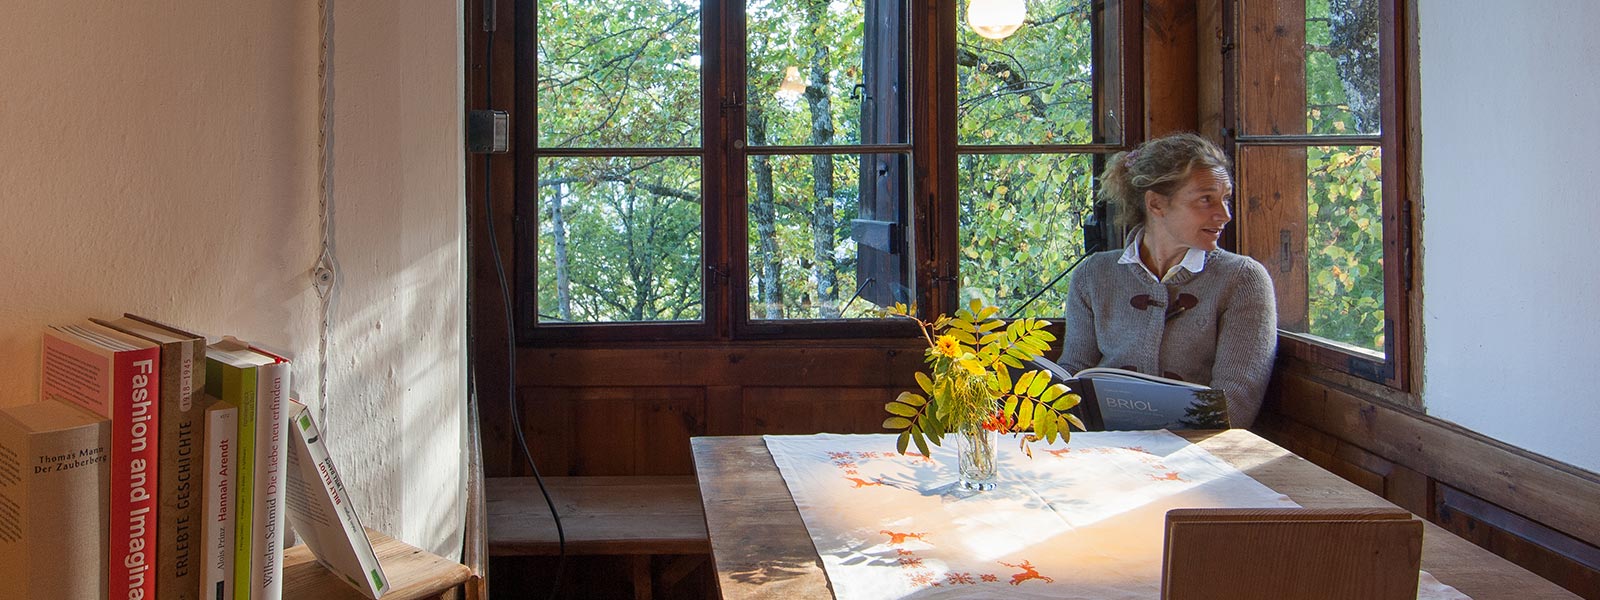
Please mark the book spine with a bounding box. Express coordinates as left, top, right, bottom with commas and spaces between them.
112, 348, 161, 600
160, 339, 205, 600
202, 406, 238, 600
220, 363, 258, 600
292, 405, 387, 598
0, 409, 110, 598
252, 361, 289, 600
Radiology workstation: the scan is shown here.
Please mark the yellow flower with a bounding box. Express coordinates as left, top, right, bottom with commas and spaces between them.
934, 335, 961, 358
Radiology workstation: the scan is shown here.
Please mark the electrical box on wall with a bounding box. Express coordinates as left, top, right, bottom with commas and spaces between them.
468, 110, 510, 153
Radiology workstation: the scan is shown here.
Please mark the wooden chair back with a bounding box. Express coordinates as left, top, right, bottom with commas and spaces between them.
1161, 507, 1423, 600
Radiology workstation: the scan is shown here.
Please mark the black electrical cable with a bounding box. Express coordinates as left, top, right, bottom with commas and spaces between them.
483, 22, 566, 600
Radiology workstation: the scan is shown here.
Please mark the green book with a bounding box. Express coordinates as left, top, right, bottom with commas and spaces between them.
205, 342, 274, 600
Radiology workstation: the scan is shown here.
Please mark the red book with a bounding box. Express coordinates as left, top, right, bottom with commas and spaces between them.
42, 322, 161, 600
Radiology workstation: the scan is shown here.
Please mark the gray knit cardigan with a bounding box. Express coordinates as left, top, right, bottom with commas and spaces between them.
1056, 247, 1278, 427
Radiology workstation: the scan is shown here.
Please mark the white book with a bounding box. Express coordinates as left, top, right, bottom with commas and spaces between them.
285, 400, 388, 598
246, 347, 290, 600
202, 401, 238, 600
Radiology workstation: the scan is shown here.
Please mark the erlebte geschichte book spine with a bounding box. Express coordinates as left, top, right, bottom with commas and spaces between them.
41, 322, 160, 600
202, 401, 238, 600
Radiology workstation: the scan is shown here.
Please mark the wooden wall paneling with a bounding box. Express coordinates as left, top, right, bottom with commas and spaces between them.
1234, 0, 1309, 330
1143, 0, 1199, 136
516, 386, 573, 477
1236, 146, 1310, 331
1267, 369, 1600, 552
633, 390, 708, 475
468, 0, 520, 479
741, 387, 903, 435
1384, 462, 1432, 520
1329, 438, 1393, 497
1237, 0, 1306, 136
1436, 485, 1600, 599
705, 385, 744, 436
519, 344, 924, 388
1195, 0, 1224, 141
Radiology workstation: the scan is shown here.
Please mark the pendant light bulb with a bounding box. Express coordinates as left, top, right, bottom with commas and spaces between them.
776, 66, 806, 101
967, 0, 1027, 41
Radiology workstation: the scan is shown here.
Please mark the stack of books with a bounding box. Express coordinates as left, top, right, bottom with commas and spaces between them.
0, 315, 387, 600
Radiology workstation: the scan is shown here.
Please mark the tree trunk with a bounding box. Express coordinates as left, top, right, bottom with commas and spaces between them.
551, 183, 572, 320
1328, 0, 1380, 132
804, 0, 840, 319
748, 106, 785, 319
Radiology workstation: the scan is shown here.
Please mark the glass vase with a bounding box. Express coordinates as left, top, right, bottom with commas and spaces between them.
955, 424, 999, 491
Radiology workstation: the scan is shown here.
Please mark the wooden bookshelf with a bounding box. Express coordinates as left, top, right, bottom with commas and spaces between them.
284, 529, 471, 600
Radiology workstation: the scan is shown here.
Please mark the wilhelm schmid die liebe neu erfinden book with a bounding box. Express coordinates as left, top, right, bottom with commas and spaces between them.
42, 321, 161, 600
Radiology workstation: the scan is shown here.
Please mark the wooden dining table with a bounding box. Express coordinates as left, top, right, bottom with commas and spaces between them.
690, 429, 1579, 599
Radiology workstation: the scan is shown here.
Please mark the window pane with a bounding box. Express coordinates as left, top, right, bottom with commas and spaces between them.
1237, 145, 1383, 353
747, 0, 905, 147
747, 153, 912, 320
1238, 0, 1380, 136
957, 153, 1095, 318
537, 156, 703, 323
957, 0, 1098, 145
537, 0, 701, 148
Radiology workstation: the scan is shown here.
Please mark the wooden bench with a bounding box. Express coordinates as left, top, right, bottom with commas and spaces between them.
486, 476, 711, 599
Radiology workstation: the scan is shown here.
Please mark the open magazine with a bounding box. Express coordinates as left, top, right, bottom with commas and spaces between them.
1027, 358, 1230, 431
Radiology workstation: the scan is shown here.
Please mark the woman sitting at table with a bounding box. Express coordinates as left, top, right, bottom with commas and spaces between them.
1057, 132, 1277, 427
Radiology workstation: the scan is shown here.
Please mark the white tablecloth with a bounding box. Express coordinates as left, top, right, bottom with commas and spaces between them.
764, 431, 1468, 599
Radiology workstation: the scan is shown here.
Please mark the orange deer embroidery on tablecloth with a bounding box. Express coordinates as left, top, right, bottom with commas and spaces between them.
880, 530, 928, 545
999, 560, 1054, 585
1149, 471, 1184, 482
845, 477, 886, 488
1045, 448, 1073, 458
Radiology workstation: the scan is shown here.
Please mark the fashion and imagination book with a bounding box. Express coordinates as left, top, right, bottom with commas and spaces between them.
41, 322, 161, 600
1028, 358, 1230, 431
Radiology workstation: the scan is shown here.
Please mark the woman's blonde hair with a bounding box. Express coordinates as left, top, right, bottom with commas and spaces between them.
1098, 132, 1232, 228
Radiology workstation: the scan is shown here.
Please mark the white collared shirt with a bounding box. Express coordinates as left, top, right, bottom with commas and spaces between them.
1117, 229, 1208, 283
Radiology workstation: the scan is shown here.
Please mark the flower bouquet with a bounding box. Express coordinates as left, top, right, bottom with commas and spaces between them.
882, 300, 1085, 490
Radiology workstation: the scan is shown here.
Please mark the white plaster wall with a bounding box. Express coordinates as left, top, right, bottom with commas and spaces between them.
0, 0, 466, 558
1418, 1, 1600, 473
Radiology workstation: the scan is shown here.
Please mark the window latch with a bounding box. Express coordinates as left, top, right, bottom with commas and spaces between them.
720, 97, 745, 116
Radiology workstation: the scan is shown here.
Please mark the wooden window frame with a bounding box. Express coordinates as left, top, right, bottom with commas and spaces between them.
1221, 0, 1415, 390
495, 0, 1144, 346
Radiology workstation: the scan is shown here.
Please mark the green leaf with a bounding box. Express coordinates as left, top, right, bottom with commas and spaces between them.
999, 355, 1024, 368
1015, 371, 1037, 395
914, 373, 933, 394
996, 364, 1013, 392
895, 391, 927, 407
1032, 403, 1050, 434
949, 318, 976, 332
886, 402, 918, 418
978, 331, 1006, 345
897, 432, 910, 454
1065, 413, 1086, 431
1015, 400, 1034, 430
912, 425, 931, 456
977, 318, 1004, 332
1027, 371, 1051, 396
883, 416, 913, 430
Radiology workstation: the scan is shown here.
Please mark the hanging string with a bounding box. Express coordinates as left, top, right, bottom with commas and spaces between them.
314, 0, 339, 431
